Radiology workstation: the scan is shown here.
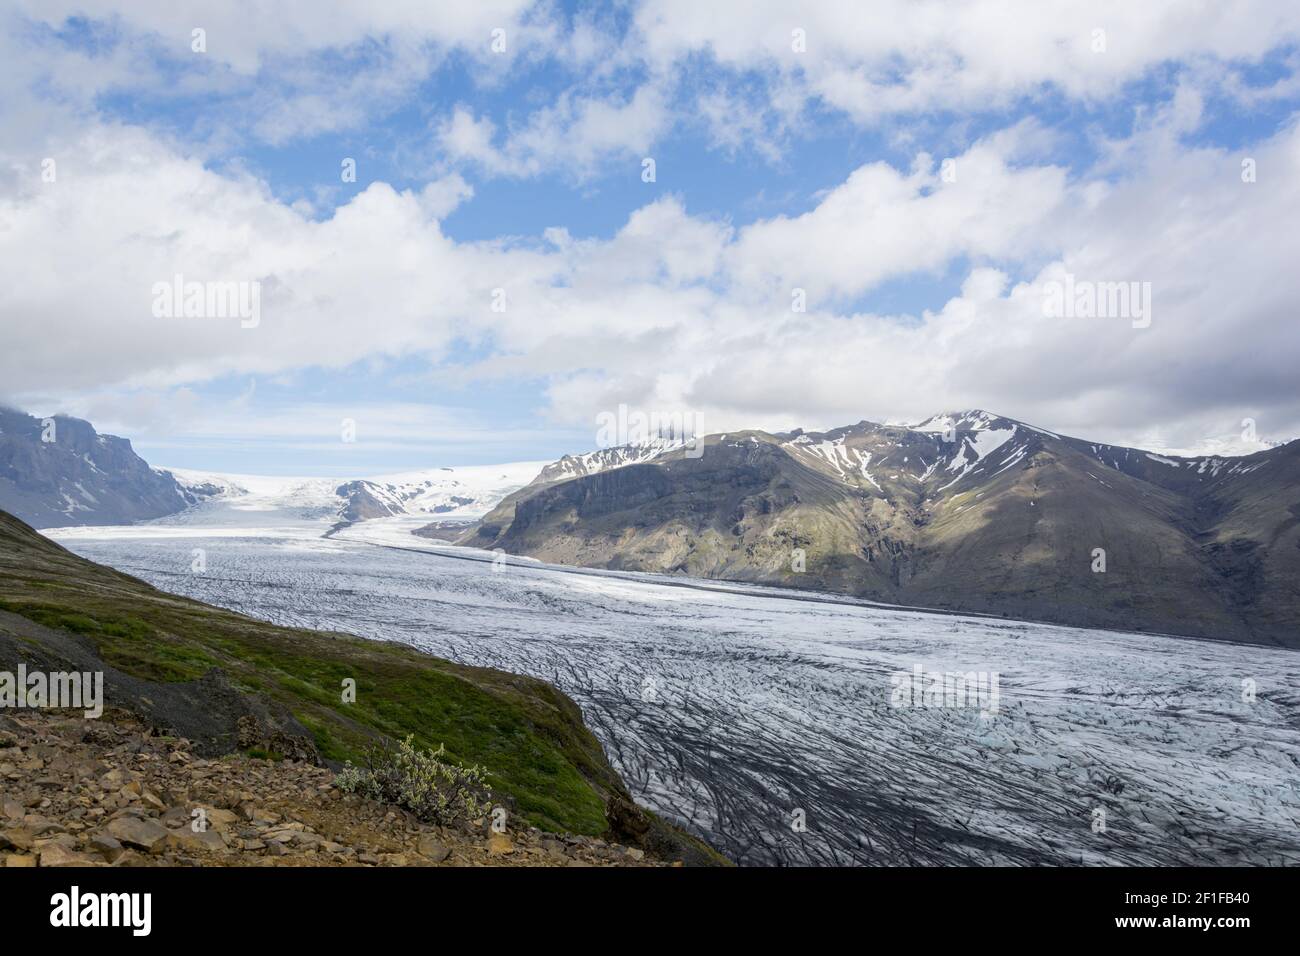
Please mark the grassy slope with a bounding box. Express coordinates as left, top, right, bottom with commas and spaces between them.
0, 511, 619, 835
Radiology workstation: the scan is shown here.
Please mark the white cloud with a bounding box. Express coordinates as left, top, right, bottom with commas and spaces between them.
11, 0, 542, 75
10, 1, 1298, 182
4, 5, 1300, 458
633, 0, 1300, 120
726, 127, 1067, 303
437, 108, 508, 173
435, 84, 671, 180
2, 0, 552, 146
0, 122, 558, 396
416, 173, 474, 219
497, 114, 1300, 452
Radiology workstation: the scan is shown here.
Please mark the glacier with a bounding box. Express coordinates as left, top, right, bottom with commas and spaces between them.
47, 514, 1300, 867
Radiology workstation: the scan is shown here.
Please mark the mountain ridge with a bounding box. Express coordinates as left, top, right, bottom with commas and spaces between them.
0, 407, 544, 529
452, 409, 1300, 647
6, 402, 1295, 646
0, 407, 196, 528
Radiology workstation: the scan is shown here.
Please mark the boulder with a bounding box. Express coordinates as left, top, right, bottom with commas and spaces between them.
38, 844, 101, 867
104, 816, 169, 854
417, 834, 451, 862
166, 828, 228, 854
0, 828, 34, 852
87, 833, 125, 862
486, 833, 515, 856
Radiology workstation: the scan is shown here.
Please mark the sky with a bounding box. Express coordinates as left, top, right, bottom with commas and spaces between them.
2, 1, 1299, 475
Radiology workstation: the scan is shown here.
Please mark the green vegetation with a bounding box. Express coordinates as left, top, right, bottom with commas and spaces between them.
0, 513, 613, 835
243, 747, 285, 761
336, 735, 490, 826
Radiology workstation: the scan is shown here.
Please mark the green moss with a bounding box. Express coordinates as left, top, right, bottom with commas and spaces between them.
243, 747, 284, 761
1, 601, 219, 682
293, 712, 351, 764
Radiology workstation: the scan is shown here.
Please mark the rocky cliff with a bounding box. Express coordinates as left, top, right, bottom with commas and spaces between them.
0, 408, 193, 528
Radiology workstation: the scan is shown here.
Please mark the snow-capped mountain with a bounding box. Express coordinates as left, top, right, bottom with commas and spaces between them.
9, 401, 1299, 647
332, 462, 550, 523
163, 470, 344, 524
164, 461, 549, 529
534, 436, 693, 484
774, 409, 1282, 502
461, 409, 1300, 647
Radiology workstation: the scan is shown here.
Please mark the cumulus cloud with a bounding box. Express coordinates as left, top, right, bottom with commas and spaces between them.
0, 121, 555, 394
9, 1, 1300, 180
4, 2, 1300, 459
726, 128, 1067, 303
6, 100, 1300, 453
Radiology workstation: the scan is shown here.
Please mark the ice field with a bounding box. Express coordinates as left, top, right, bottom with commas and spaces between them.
50, 515, 1300, 866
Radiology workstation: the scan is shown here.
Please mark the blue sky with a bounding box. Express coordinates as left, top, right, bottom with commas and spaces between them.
4, 2, 1300, 473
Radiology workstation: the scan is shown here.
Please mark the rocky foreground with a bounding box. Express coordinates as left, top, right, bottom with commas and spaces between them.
0, 709, 663, 868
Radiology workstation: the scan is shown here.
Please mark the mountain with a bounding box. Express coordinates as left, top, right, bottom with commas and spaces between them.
0, 407, 195, 528
0, 404, 543, 530
534, 436, 692, 484
167, 462, 546, 530
422, 438, 690, 545
331, 462, 548, 525
455, 410, 1300, 647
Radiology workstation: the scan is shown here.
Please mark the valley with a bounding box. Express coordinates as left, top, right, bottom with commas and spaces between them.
48, 516, 1300, 867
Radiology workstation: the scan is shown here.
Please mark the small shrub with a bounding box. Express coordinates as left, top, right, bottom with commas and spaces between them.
244, 747, 284, 761
335, 735, 490, 826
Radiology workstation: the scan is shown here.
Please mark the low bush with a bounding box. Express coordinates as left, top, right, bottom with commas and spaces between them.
336, 735, 490, 825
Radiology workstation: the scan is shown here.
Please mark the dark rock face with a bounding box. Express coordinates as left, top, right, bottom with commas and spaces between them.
0, 609, 319, 761
334, 480, 403, 523
513, 463, 677, 526
0, 407, 190, 528
460, 413, 1300, 648
430, 496, 473, 514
